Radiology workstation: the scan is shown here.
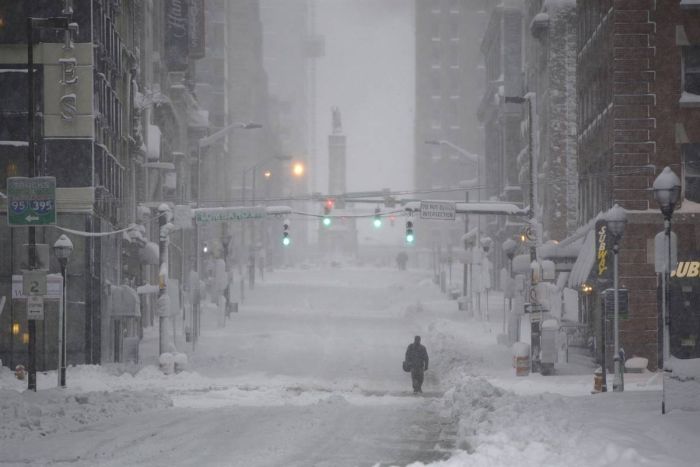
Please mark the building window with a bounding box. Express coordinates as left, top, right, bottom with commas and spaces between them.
683, 46, 700, 95
683, 144, 700, 203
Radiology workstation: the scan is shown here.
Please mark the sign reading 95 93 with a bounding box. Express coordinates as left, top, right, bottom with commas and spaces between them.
7, 177, 57, 227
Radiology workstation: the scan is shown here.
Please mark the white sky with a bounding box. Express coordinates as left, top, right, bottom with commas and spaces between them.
315, 0, 415, 196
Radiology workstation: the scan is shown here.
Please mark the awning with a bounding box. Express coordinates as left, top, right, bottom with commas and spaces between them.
567, 228, 595, 288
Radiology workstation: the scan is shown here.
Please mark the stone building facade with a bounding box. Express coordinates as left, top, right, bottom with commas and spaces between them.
524, 0, 578, 241
0, 0, 280, 371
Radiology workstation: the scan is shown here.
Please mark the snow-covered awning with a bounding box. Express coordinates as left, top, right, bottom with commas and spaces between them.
567, 228, 595, 288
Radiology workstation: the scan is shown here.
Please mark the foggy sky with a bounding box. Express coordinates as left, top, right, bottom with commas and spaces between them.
316, 0, 414, 196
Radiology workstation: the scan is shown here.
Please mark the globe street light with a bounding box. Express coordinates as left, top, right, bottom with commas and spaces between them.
652, 166, 681, 414
606, 204, 627, 392
53, 234, 73, 388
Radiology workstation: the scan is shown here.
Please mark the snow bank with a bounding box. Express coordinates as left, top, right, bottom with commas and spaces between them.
413, 378, 655, 467
0, 388, 171, 442
666, 357, 700, 412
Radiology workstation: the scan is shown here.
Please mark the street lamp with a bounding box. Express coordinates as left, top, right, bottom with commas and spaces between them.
53, 234, 73, 388
606, 204, 627, 393
241, 154, 294, 289
292, 161, 305, 178
242, 154, 293, 207
194, 121, 261, 345
652, 166, 681, 414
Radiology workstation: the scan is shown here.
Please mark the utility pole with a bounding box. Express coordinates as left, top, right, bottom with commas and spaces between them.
505, 94, 539, 370
26, 16, 38, 392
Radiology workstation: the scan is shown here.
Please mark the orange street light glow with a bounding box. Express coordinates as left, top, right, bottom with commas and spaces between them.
292, 162, 305, 177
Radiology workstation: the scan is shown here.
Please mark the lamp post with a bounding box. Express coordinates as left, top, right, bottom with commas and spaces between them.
652, 166, 681, 414
462, 233, 476, 313
425, 140, 480, 312
241, 154, 294, 287
53, 234, 73, 388
194, 121, 261, 344
606, 204, 627, 392
502, 238, 518, 334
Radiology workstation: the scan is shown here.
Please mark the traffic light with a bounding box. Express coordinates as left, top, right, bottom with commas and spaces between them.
202, 242, 209, 254
405, 220, 414, 244
373, 207, 382, 229
323, 198, 334, 227
282, 220, 290, 246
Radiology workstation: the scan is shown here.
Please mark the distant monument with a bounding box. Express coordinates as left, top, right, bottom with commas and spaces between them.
328, 106, 346, 194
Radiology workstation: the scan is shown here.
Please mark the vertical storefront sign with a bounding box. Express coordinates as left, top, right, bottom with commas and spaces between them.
165, 0, 189, 71
595, 219, 613, 284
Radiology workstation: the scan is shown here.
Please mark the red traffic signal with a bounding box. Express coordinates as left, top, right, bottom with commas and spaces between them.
324, 198, 334, 215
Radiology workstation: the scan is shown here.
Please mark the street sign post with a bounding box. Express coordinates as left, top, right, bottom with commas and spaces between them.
27, 295, 44, 321
7, 177, 56, 226
420, 201, 456, 220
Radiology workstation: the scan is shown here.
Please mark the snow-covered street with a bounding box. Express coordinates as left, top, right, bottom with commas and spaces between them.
1, 265, 699, 466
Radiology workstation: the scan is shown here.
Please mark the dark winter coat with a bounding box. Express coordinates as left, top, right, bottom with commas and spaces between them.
405, 342, 429, 371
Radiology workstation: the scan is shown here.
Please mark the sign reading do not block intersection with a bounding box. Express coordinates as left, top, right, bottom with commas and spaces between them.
420, 201, 456, 220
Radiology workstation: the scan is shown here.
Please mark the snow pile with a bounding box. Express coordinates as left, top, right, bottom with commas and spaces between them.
665, 357, 700, 412
413, 378, 653, 467
0, 388, 172, 442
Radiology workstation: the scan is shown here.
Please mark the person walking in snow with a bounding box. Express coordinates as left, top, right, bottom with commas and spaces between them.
405, 335, 429, 393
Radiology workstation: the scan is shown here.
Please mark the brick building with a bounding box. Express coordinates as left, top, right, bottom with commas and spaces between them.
575, 0, 700, 370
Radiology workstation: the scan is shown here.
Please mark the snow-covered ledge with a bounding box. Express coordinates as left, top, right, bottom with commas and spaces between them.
680, 0, 700, 9
680, 91, 700, 108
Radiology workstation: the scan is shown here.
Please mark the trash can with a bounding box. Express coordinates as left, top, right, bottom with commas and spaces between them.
593, 367, 604, 393
513, 342, 530, 376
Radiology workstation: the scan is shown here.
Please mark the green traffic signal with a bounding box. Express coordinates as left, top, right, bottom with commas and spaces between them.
282, 236, 291, 246
406, 233, 415, 243
373, 218, 382, 229
323, 217, 332, 227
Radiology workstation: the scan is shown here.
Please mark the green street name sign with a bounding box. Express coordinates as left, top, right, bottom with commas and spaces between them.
7, 177, 57, 226
195, 206, 267, 225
